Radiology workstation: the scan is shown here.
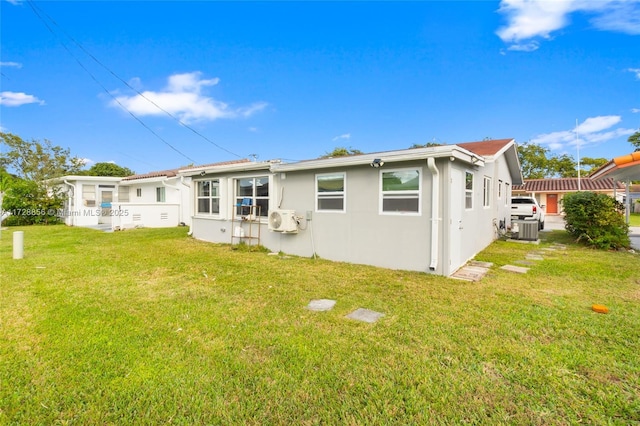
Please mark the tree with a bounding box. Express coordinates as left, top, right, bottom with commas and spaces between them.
0, 132, 83, 181
518, 142, 554, 179
320, 147, 364, 159
409, 142, 443, 149
579, 157, 608, 176
629, 130, 640, 152
549, 154, 578, 178
82, 162, 134, 177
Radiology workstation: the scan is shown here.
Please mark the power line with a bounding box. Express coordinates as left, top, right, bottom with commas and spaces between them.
26, 0, 241, 162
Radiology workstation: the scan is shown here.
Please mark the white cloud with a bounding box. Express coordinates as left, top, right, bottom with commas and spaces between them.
632, 108, 640, 113
531, 115, 634, 150
111, 72, 267, 123
332, 133, 351, 141
497, 0, 640, 49
0, 91, 45, 107
628, 68, 640, 79
6, 0, 23, 5
0, 61, 22, 68
507, 41, 540, 52
79, 158, 94, 166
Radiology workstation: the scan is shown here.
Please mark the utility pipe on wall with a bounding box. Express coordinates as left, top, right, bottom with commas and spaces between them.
427, 157, 440, 271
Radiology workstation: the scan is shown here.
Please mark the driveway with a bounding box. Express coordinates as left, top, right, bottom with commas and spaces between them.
542, 215, 640, 251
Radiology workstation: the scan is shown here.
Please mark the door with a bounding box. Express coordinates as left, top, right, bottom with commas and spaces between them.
99, 190, 113, 224
546, 194, 558, 214
448, 169, 464, 275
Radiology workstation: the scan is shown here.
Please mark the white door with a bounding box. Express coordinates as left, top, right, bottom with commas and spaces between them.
99, 190, 113, 224
448, 169, 464, 275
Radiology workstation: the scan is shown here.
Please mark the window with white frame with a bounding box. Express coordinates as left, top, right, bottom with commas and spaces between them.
498, 180, 503, 200
465, 172, 473, 209
118, 186, 130, 203
136, 188, 142, 198
483, 176, 491, 207
236, 176, 269, 217
505, 183, 510, 206
316, 173, 345, 212
196, 179, 220, 215
156, 187, 166, 203
82, 184, 96, 207
380, 168, 421, 214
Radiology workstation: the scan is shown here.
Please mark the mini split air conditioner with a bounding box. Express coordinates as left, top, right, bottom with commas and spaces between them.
268, 209, 298, 233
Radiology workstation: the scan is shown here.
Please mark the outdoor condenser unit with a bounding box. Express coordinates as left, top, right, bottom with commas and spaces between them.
514, 220, 539, 241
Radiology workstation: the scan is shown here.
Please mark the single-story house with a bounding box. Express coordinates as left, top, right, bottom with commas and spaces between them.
512, 178, 625, 215
54, 175, 124, 227
112, 169, 192, 230
183, 139, 523, 276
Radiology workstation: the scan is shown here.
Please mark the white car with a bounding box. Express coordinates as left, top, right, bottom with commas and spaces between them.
510, 196, 545, 230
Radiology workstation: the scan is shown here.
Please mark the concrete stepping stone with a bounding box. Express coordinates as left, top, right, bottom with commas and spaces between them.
346, 308, 385, 323
307, 299, 336, 312
468, 260, 494, 268
451, 265, 489, 282
515, 260, 535, 266
501, 265, 529, 274
525, 254, 544, 261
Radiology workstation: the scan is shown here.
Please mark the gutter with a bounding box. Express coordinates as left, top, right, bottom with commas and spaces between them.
427, 158, 439, 271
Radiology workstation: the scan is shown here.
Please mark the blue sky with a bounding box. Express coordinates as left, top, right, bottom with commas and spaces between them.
1, 1, 639, 174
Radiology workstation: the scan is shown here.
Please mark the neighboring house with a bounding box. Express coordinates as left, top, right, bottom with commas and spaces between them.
54, 175, 124, 227
183, 139, 523, 276
112, 169, 192, 230
512, 178, 625, 215
590, 151, 640, 214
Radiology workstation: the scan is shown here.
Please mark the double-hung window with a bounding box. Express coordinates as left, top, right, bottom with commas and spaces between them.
316, 173, 345, 212
196, 179, 220, 215
483, 176, 491, 208
465, 172, 473, 210
380, 168, 421, 214
236, 176, 269, 217
156, 187, 166, 203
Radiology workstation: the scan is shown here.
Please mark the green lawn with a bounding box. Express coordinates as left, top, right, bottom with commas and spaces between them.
1, 226, 639, 424
630, 212, 640, 227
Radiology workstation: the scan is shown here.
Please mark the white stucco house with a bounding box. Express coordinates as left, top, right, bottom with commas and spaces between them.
111, 169, 192, 230
182, 139, 523, 276
54, 175, 124, 227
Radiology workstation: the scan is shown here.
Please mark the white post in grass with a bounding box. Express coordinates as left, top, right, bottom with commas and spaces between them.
13, 231, 24, 259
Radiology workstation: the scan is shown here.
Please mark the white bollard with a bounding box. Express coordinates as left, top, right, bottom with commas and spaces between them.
13, 231, 24, 259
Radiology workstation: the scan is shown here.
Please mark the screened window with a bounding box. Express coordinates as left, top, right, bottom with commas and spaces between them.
465, 172, 473, 210
483, 176, 491, 207
380, 168, 420, 214
82, 184, 96, 207
136, 188, 142, 198
236, 176, 269, 217
316, 173, 345, 212
505, 183, 510, 206
156, 187, 166, 203
196, 180, 220, 215
498, 180, 503, 200
118, 186, 130, 203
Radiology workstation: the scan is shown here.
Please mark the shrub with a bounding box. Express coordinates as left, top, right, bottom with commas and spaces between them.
562, 191, 630, 249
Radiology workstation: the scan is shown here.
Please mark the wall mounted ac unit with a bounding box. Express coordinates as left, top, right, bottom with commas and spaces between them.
268, 209, 298, 233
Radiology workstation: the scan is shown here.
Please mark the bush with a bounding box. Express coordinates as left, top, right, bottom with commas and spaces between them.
562, 191, 630, 249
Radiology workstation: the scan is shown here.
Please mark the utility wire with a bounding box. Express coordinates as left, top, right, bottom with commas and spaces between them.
26, 0, 240, 162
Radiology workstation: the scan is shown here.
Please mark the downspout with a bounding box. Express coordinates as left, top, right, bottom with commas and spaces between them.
427, 157, 439, 271
63, 180, 76, 226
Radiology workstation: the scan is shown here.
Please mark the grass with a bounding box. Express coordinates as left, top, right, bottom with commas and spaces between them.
630, 212, 640, 227
1, 225, 639, 425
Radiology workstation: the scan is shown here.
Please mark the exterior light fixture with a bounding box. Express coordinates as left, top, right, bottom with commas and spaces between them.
370, 158, 384, 168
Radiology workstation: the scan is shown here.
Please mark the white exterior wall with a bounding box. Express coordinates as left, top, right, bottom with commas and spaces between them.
113, 177, 191, 229
56, 177, 122, 227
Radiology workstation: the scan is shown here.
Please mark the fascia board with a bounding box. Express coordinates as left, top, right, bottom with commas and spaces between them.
179, 162, 272, 176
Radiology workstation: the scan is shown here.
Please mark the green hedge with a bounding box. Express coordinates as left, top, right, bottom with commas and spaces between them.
562, 191, 630, 250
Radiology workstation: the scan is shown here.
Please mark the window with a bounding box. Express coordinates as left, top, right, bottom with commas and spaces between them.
236, 176, 269, 217
505, 183, 510, 206
498, 180, 503, 200
196, 179, 220, 215
316, 173, 345, 212
465, 172, 473, 210
118, 186, 130, 203
82, 184, 96, 207
380, 168, 421, 214
136, 188, 142, 198
483, 176, 491, 207
156, 187, 166, 203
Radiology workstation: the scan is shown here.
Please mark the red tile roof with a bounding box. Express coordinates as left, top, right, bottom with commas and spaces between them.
456, 139, 514, 156
122, 159, 251, 181
513, 178, 624, 192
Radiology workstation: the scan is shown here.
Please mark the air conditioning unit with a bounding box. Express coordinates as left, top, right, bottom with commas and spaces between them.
513, 220, 539, 241
268, 209, 298, 233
